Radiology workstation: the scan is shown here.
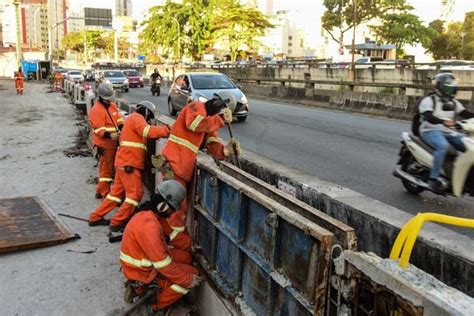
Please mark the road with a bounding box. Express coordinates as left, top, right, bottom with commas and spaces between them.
123, 86, 474, 236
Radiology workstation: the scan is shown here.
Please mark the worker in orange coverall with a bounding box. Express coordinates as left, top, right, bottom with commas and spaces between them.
88, 83, 124, 199
89, 101, 170, 230
154, 90, 241, 250
14, 67, 24, 95
54, 71, 62, 92
120, 180, 201, 311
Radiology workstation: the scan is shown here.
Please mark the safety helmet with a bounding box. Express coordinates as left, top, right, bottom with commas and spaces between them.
97, 83, 114, 100
214, 90, 237, 112
433, 73, 457, 99
137, 100, 156, 118
157, 180, 186, 210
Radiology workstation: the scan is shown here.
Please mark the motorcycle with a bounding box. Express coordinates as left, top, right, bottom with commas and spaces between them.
151, 78, 161, 96
393, 118, 474, 197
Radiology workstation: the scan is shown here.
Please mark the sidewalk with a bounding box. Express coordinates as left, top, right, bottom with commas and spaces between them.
0, 80, 126, 315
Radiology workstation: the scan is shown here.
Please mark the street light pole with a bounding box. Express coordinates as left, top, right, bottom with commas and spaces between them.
33, 6, 41, 47
48, 17, 85, 70
170, 17, 180, 62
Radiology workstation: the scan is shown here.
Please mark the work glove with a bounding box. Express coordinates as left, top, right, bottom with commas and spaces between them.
189, 275, 203, 288
223, 139, 241, 157
110, 132, 120, 140
220, 108, 233, 124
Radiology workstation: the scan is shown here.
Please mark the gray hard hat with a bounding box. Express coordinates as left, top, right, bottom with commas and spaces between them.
157, 180, 186, 210
137, 100, 156, 117
97, 83, 114, 100
214, 90, 237, 112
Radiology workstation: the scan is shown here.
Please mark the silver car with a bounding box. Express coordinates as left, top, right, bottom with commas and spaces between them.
168, 72, 249, 121
67, 70, 83, 83
96, 70, 129, 92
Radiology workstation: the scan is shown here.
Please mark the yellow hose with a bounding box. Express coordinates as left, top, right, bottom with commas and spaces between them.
390, 213, 474, 268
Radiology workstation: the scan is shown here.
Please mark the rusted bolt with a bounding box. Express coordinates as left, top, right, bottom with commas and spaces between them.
209, 176, 218, 187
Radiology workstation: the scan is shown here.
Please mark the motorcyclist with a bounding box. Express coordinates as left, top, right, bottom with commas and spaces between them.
150, 68, 162, 82
419, 73, 474, 191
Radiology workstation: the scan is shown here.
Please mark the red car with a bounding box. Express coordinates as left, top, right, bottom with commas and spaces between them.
123, 70, 144, 88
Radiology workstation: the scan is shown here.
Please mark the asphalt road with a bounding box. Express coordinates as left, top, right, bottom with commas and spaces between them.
123, 86, 474, 236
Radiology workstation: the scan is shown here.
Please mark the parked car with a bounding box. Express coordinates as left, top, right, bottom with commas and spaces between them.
168, 72, 249, 121
67, 70, 83, 83
123, 69, 144, 88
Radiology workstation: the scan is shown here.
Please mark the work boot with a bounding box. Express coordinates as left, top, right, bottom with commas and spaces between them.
109, 224, 124, 233
89, 218, 110, 227
95, 192, 103, 199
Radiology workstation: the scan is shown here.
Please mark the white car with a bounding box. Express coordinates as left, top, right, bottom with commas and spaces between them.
67, 70, 83, 82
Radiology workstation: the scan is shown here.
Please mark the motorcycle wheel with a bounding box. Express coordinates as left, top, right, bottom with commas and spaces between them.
156, 87, 160, 96
401, 153, 425, 194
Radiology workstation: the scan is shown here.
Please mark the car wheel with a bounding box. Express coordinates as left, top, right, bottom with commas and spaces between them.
141, 85, 144, 88
168, 99, 177, 116
124, 88, 129, 93
237, 116, 247, 122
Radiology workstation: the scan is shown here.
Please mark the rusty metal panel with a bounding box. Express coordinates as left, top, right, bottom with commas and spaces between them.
0, 197, 76, 253
194, 160, 333, 315
219, 162, 357, 250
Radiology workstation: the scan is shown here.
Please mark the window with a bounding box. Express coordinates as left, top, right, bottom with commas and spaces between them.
288, 43, 292, 47
288, 49, 293, 54
190, 74, 235, 90
288, 36, 292, 40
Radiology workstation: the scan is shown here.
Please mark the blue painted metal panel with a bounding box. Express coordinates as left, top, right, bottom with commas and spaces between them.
215, 232, 242, 291
243, 199, 274, 264
194, 166, 332, 315
198, 215, 216, 267
200, 172, 218, 218
241, 256, 271, 315
217, 183, 243, 240
278, 220, 318, 302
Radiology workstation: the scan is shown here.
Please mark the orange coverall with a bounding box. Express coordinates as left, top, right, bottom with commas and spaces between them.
88, 100, 124, 197
89, 112, 170, 227
120, 210, 198, 310
161, 100, 227, 249
15, 71, 24, 95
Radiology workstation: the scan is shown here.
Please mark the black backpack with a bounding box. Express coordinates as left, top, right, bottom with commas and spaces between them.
412, 93, 435, 136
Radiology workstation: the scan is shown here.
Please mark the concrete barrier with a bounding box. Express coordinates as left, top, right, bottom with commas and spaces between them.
235, 150, 474, 297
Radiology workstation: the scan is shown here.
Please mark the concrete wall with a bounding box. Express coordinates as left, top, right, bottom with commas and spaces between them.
236, 150, 474, 297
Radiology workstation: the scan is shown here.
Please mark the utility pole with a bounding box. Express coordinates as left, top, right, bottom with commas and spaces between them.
55, 0, 59, 63
13, 1, 22, 66
351, 0, 357, 83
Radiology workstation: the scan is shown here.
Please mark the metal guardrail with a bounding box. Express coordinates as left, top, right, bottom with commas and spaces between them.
193, 158, 334, 315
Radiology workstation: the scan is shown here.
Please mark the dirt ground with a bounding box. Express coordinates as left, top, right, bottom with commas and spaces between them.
0, 80, 130, 315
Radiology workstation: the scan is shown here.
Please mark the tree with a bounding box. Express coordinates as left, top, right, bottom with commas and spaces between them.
424, 20, 463, 60
370, 13, 430, 57
211, 0, 273, 61
140, 0, 212, 61
322, 0, 412, 47
61, 32, 84, 53
139, 0, 272, 61
461, 12, 474, 60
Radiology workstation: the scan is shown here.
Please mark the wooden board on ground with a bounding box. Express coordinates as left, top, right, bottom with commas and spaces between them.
0, 196, 77, 253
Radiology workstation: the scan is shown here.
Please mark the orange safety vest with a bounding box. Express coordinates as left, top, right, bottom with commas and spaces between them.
162, 100, 226, 182
88, 101, 124, 150
115, 112, 169, 170
120, 210, 193, 290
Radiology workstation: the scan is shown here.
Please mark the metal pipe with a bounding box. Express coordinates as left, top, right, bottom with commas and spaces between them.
351, 0, 357, 83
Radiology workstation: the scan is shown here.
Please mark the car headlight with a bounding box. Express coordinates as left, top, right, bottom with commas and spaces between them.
241, 95, 248, 104
198, 96, 208, 103
105, 79, 111, 84
124, 79, 129, 84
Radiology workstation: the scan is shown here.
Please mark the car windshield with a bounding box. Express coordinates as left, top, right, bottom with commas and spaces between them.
104, 71, 124, 77
191, 75, 235, 90
70, 71, 81, 75
124, 71, 140, 76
